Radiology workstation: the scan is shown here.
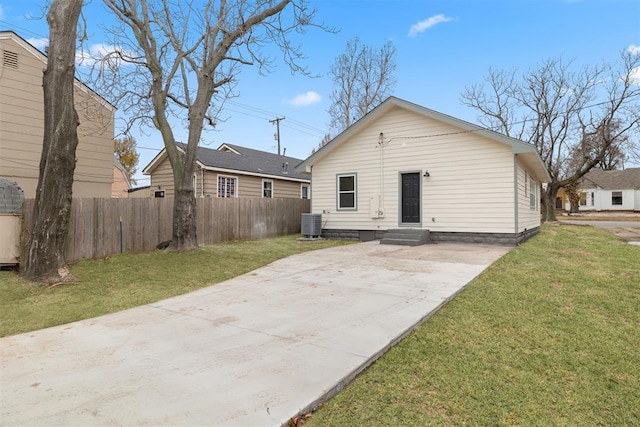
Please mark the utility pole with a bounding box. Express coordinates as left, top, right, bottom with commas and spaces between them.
269, 117, 285, 155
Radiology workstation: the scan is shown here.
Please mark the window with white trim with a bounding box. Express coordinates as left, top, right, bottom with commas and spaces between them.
337, 174, 356, 210
262, 179, 273, 198
529, 176, 537, 210
580, 192, 587, 206
612, 191, 623, 206
217, 176, 237, 198
193, 173, 198, 197
301, 184, 310, 199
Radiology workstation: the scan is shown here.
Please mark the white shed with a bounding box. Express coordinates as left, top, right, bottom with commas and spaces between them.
296, 97, 550, 245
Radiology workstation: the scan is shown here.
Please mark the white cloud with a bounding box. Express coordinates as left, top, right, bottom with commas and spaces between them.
27, 38, 49, 51
76, 43, 132, 69
287, 91, 322, 107
408, 14, 454, 38
628, 44, 640, 55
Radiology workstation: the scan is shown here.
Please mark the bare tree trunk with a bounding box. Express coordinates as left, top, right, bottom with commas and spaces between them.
171, 167, 198, 250
541, 185, 559, 223
21, 0, 82, 284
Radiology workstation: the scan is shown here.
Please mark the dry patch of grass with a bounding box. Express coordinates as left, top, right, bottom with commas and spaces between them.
304, 225, 640, 426
0, 236, 353, 337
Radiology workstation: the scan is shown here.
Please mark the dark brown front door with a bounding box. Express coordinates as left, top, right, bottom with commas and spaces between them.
401, 173, 420, 224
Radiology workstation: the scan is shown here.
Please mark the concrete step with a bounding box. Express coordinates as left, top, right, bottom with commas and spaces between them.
380, 229, 431, 246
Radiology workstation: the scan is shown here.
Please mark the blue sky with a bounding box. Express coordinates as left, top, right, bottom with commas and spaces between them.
1, 0, 639, 184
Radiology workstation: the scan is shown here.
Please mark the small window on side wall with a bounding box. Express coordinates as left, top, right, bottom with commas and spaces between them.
301, 184, 310, 199
262, 179, 273, 198
529, 176, 537, 210
337, 173, 356, 210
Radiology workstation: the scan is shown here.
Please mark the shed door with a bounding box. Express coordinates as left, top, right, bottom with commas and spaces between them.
401, 173, 421, 224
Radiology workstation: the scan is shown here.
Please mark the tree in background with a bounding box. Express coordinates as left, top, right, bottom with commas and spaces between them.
94, 0, 330, 251
568, 121, 629, 171
328, 37, 397, 133
114, 136, 140, 183
311, 133, 332, 154
461, 50, 640, 222
22, 0, 83, 284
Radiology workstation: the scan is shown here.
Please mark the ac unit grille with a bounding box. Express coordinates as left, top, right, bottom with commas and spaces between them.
301, 213, 322, 237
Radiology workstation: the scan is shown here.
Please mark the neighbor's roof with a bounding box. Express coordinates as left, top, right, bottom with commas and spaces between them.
0, 30, 115, 111
578, 167, 640, 190
143, 142, 310, 182
296, 96, 551, 183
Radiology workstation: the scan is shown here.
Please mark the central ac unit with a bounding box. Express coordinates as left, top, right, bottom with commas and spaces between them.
301, 213, 322, 237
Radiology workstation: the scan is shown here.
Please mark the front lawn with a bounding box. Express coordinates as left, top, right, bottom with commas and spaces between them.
0, 236, 352, 337
304, 225, 640, 426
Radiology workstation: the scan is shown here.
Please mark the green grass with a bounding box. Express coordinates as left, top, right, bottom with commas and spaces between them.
305, 225, 640, 426
0, 235, 352, 338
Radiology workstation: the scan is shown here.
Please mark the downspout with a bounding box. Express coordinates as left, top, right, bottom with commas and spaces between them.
513, 154, 519, 245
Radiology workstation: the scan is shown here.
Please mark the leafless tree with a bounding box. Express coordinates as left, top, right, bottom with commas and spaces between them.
328, 37, 397, 133
22, 0, 83, 284
93, 0, 331, 250
461, 50, 640, 222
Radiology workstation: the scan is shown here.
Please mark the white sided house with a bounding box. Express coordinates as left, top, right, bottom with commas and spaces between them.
296, 97, 551, 246
572, 168, 640, 212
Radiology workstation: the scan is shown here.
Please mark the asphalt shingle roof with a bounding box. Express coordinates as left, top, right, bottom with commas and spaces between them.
578, 167, 640, 190
178, 143, 310, 181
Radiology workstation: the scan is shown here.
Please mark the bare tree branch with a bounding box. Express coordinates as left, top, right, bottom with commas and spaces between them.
461, 51, 640, 221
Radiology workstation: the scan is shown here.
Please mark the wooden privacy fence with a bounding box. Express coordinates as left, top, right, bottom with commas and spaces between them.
21, 197, 310, 263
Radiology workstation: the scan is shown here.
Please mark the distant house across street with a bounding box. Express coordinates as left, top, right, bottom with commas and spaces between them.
559, 168, 640, 212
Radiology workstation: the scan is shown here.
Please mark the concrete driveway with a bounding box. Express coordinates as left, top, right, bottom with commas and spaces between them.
1, 242, 509, 426
560, 220, 640, 245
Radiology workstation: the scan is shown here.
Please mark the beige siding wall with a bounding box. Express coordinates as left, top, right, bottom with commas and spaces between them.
150, 157, 308, 199
0, 37, 114, 198
149, 155, 175, 196
517, 159, 542, 231
311, 106, 518, 234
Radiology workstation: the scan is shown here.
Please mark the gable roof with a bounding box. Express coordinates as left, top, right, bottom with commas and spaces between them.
296, 96, 551, 183
143, 142, 310, 182
578, 167, 640, 190
0, 30, 115, 112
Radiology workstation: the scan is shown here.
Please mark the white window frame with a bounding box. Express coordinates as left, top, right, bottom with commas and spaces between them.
262, 179, 274, 198
579, 192, 587, 206
193, 173, 198, 197
217, 175, 238, 198
301, 184, 310, 199
337, 173, 357, 210
529, 176, 537, 210
612, 191, 623, 206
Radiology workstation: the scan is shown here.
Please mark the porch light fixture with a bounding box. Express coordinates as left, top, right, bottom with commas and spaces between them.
423, 171, 430, 177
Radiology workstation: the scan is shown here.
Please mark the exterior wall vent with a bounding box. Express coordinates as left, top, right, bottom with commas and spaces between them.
301, 213, 322, 238
2, 50, 18, 69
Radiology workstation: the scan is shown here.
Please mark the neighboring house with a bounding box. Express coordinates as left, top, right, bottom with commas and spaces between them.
127, 185, 151, 198
143, 143, 310, 199
566, 168, 640, 212
112, 159, 132, 198
0, 31, 115, 198
296, 97, 551, 245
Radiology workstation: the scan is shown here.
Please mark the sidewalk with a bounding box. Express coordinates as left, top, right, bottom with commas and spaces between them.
1, 242, 509, 426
